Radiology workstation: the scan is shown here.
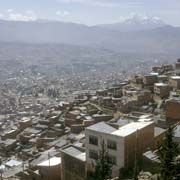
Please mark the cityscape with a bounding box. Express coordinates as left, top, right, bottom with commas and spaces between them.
0, 0, 180, 180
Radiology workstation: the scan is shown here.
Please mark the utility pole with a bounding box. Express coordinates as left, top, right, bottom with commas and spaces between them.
133, 129, 139, 180
48, 152, 50, 180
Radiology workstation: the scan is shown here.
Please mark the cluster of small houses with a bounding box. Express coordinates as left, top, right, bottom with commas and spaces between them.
0, 59, 180, 180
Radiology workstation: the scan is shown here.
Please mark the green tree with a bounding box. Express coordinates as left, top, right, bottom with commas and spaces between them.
94, 140, 113, 180
174, 157, 180, 180
133, 159, 139, 180
157, 127, 179, 180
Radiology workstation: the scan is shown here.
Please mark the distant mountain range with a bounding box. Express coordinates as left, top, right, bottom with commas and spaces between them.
97, 14, 166, 31
0, 18, 180, 54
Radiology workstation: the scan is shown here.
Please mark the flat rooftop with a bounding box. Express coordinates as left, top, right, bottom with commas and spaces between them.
150, 72, 159, 76
86, 121, 154, 137
155, 83, 168, 87
61, 146, 86, 162
38, 157, 61, 167
171, 76, 180, 80
112, 121, 154, 137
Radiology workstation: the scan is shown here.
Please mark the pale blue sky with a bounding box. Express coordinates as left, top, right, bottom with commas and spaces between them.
0, 0, 179, 26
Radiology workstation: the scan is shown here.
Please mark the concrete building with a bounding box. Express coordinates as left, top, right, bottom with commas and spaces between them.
61, 145, 86, 180
135, 90, 153, 105
1, 129, 19, 140
157, 75, 168, 83
132, 75, 143, 85
0, 139, 17, 153
152, 66, 161, 73
85, 121, 154, 177
165, 98, 180, 123
19, 117, 32, 130
66, 110, 81, 119
143, 73, 158, 86
154, 83, 170, 98
162, 64, 174, 72
169, 76, 180, 90
175, 62, 180, 70
175, 59, 180, 70
92, 114, 113, 123
37, 157, 61, 180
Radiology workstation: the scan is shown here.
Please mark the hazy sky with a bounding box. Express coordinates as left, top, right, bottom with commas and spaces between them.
0, 0, 179, 26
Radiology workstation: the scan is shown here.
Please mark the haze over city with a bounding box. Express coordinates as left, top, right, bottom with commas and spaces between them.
0, 1, 179, 180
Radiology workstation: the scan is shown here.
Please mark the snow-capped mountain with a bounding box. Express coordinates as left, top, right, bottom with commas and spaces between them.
97, 14, 166, 32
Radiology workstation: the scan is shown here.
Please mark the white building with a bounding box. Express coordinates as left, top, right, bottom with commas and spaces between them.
85, 121, 154, 177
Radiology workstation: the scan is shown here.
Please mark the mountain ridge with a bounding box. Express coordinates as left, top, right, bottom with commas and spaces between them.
0, 19, 179, 54
96, 14, 166, 32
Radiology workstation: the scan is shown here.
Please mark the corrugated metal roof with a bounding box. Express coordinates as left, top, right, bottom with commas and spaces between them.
86, 121, 116, 133
62, 146, 86, 161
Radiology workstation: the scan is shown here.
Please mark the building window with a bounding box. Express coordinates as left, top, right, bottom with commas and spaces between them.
107, 140, 117, 150
89, 135, 98, 146
108, 155, 117, 165
89, 150, 98, 160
